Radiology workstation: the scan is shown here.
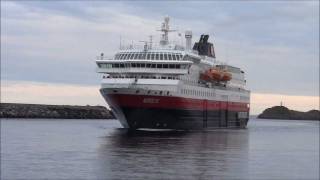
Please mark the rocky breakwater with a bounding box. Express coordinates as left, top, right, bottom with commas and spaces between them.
258, 106, 319, 120
0, 103, 114, 119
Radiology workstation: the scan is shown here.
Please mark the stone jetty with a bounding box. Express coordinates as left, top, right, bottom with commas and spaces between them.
0, 103, 114, 119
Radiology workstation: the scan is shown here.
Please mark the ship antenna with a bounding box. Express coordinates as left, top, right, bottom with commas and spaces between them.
149, 35, 153, 49
139, 40, 149, 51
119, 36, 122, 50
178, 31, 183, 47
158, 16, 176, 46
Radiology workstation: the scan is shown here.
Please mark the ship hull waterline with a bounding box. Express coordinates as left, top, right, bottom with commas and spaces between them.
101, 91, 249, 130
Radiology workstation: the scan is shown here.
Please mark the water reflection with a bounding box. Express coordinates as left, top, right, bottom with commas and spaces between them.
97, 129, 249, 179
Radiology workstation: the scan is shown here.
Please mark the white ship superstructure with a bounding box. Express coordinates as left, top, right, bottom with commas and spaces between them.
96, 17, 250, 129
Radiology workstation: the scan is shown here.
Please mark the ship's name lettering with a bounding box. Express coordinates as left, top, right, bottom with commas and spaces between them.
143, 98, 160, 104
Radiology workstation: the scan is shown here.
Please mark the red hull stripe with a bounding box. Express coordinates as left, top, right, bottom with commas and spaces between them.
109, 94, 249, 112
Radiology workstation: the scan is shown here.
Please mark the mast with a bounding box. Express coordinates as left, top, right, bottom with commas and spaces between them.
158, 16, 176, 46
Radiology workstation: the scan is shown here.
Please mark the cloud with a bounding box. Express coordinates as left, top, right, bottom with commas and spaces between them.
1, 1, 319, 99
1, 1, 160, 85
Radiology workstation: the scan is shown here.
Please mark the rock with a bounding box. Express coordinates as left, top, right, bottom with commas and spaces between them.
0, 103, 114, 119
258, 106, 320, 120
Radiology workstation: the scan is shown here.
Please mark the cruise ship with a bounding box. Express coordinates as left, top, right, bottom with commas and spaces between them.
96, 17, 250, 130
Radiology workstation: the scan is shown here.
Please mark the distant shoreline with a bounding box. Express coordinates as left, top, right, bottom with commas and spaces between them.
0, 103, 114, 119
257, 106, 319, 121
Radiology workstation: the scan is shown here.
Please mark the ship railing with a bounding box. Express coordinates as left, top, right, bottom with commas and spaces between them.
96, 56, 114, 60
119, 42, 184, 51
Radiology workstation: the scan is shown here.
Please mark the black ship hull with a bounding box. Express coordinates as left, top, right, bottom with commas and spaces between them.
122, 107, 249, 130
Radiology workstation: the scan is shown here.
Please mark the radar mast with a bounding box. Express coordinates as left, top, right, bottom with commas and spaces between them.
158, 16, 176, 46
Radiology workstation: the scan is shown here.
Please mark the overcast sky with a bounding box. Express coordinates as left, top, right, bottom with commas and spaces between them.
1, 1, 319, 114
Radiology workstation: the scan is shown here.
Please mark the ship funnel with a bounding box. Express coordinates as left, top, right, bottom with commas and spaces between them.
185, 30, 192, 51
192, 34, 216, 58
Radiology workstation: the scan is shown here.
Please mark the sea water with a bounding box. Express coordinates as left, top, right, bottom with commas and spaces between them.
1, 119, 319, 179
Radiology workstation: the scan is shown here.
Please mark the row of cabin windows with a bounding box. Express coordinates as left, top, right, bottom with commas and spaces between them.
181, 89, 233, 100
99, 63, 188, 69
181, 89, 216, 97
115, 52, 183, 61
105, 75, 179, 80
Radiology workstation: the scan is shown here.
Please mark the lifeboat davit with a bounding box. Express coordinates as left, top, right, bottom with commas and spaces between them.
200, 68, 232, 82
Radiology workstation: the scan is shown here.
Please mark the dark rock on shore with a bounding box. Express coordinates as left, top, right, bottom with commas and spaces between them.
0, 103, 114, 119
258, 106, 319, 120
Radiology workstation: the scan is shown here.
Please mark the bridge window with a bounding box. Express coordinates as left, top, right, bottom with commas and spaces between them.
129, 53, 134, 59
134, 53, 139, 59
160, 53, 163, 60
172, 54, 176, 60
121, 54, 126, 60
168, 54, 172, 60
119, 54, 124, 60
138, 53, 143, 59
125, 53, 130, 59
121, 53, 126, 60
163, 64, 168, 68
174, 54, 179, 60
164, 53, 168, 60
147, 53, 151, 59
155, 53, 159, 60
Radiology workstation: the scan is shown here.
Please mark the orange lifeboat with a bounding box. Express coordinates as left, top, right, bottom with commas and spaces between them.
209, 68, 222, 80
199, 73, 210, 81
200, 67, 232, 82
221, 71, 232, 81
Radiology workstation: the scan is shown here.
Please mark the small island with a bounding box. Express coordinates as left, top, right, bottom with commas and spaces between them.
257, 106, 319, 120
0, 103, 114, 119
